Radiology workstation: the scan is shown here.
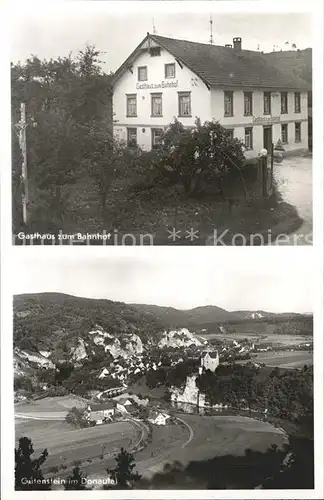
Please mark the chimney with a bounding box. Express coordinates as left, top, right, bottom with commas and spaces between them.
225, 44, 232, 48
233, 37, 242, 51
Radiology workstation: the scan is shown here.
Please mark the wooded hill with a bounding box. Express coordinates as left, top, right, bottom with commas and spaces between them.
14, 293, 312, 352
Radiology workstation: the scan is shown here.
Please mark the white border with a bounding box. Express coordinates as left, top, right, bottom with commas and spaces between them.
1, 1, 324, 499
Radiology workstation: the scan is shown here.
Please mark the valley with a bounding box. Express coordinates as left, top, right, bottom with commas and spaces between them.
13, 292, 313, 489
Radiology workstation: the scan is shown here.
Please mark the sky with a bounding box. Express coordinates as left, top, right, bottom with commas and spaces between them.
10, 1, 313, 73
11, 247, 313, 312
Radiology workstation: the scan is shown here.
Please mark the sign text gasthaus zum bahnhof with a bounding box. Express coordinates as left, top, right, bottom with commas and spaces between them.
136, 80, 179, 90
252, 116, 280, 124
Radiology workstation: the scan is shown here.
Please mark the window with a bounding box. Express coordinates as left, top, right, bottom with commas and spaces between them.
294, 92, 301, 113
165, 63, 175, 79
127, 128, 137, 147
152, 128, 164, 149
244, 127, 253, 150
281, 92, 288, 114
244, 92, 253, 116
264, 92, 271, 114
138, 66, 147, 81
126, 94, 137, 117
150, 47, 161, 57
281, 124, 288, 144
178, 92, 191, 117
224, 91, 234, 116
226, 129, 234, 140
295, 122, 301, 142
151, 93, 163, 117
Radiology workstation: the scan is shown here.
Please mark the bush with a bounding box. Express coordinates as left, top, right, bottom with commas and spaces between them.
65, 406, 89, 428
142, 118, 246, 197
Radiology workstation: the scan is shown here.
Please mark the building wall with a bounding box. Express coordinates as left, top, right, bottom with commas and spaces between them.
211, 88, 308, 156
201, 352, 219, 372
113, 46, 308, 155
113, 47, 212, 150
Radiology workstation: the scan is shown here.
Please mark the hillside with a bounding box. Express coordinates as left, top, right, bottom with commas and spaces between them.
130, 303, 303, 328
14, 294, 308, 353
13, 293, 164, 352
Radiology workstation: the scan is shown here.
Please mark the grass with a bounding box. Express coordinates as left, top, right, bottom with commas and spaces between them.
134, 414, 287, 478
15, 395, 88, 413
203, 330, 313, 346
250, 351, 313, 368
15, 418, 137, 472
22, 162, 303, 246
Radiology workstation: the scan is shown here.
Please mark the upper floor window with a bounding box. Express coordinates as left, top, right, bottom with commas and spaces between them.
151, 93, 163, 117
178, 92, 191, 117
295, 122, 301, 142
150, 47, 161, 57
165, 63, 175, 79
126, 94, 137, 117
264, 92, 271, 114
138, 66, 147, 81
224, 91, 233, 117
244, 127, 253, 150
244, 92, 253, 116
281, 92, 288, 114
295, 92, 301, 113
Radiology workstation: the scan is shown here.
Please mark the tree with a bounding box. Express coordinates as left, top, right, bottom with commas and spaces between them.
64, 462, 88, 490
15, 437, 50, 490
138, 406, 150, 420
11, 45, 113, 233
262, 436, 314, 489
106, 447, 141, 489
152, 118, 246, 197
65, 406, 89, 428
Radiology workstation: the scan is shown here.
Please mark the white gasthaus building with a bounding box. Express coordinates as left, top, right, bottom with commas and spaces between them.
112, 33, 310, 157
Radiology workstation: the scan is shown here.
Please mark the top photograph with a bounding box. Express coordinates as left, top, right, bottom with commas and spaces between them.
11, 2, 313, 246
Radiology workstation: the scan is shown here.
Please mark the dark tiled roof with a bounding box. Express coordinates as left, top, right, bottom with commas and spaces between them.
264, 49, 312, 86
91, 401, 115, 411
151, 35, 310, 90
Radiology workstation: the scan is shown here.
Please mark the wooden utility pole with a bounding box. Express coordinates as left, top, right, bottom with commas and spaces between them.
14, 103, 28, 225
270, 142, 274, 195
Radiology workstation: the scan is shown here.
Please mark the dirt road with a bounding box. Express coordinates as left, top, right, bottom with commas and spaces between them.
273, 155, 312, 244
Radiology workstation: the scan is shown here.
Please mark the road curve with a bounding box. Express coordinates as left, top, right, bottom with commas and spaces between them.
175, 416, 194, 448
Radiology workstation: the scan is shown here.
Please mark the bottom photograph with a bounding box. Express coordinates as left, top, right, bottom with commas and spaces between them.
12, 250, 313, 491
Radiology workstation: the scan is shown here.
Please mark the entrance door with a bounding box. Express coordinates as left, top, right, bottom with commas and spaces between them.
263, 126, 273, 153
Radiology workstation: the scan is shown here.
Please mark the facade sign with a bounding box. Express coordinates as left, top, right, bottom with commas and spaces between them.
253, 116, 280, 125
136, 80, 178, 90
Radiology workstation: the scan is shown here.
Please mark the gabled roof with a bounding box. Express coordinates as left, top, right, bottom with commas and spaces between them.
91, 401, 115, 411
202, 351, 219, 359
112, 33, 311, 91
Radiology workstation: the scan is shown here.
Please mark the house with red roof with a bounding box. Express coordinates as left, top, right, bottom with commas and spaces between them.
112, 33, 310, 156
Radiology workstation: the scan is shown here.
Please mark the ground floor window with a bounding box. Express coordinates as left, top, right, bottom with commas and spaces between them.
127, 128, 137, 147
295, 122, 301, 142
226, 129, 234, 140
281, 124, 288, 144
244, 127, 253, 150
151, 128, 164, 149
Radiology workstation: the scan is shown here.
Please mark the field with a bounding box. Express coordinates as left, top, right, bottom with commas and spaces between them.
15, 417, 138, 473
204, 331, 312, 347
133, 414, 287, 478
14, 391, 289, 488
15, 395, 140, 475
15, 395, 88, 417
249, 350, 313, 368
